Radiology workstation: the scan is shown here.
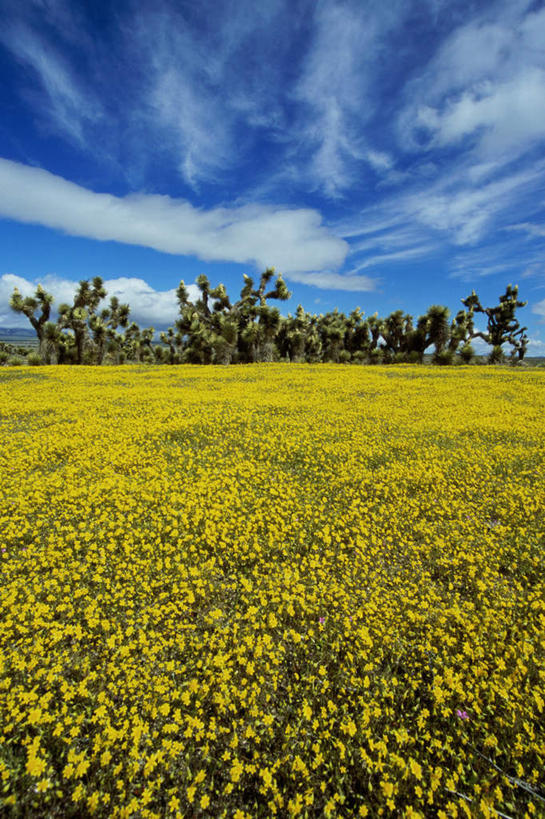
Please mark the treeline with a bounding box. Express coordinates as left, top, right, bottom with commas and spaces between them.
7, 269, 529, 366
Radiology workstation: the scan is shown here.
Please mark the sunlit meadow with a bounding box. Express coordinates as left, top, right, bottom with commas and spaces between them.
1, 365, 544, 818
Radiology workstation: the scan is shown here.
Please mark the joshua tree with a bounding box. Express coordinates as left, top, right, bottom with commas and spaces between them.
211, 314, 239, 365
366, 314, 383, 357
381, 310, 414, 360
447, 307, 475, 360
57, 277, 107, 364
509, 329, 529, 362
174, 268, 290, 364
9, 284, 53, 358
277, 304, 320, 362
405, 314, 430, 363
234, 268, 290, 362
462, 285, 528, 362
160, 327, 183, 364
425, 305, 451, 362
344, 308, 370, 361
317, 309, 347, 362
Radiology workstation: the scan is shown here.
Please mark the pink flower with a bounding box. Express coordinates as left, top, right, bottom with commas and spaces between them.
319, 617, 325, 624
456, 709, 469, 720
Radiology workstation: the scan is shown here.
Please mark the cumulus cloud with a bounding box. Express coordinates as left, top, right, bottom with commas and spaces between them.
0, 272, 199, 329
0, 158, 348, 275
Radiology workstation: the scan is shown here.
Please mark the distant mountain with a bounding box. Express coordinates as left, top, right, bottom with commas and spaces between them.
0, 327, 36, 338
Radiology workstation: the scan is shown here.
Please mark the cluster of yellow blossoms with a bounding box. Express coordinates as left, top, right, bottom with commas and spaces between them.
0, 364, 544, 817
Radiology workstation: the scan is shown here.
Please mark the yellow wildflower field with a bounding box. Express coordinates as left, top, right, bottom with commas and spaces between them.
1, 364, 544, 818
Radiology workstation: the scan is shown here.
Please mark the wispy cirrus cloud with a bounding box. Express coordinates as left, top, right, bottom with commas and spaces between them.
344, 157, 545, 250
533, 300, 545, 319
0, 21, 103, 147
124, 0, 294, 189
283, 270, 377, 292
291, 0, 405, 196
507, 222, 545, 239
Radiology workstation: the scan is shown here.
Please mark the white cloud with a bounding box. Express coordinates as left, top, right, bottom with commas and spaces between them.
365, 150, 394, 172
533, 299, 545, 318
284, 270, 377, 292
399, 5, 545, 164
426, 69, 545, 157
409, 173, 531, 245
341, 158, 545, 272
0, 272, 199, 329
0, 158, 348, 275
508, 222, 545, 239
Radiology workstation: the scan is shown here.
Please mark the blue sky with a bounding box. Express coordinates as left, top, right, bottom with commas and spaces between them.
0, 0, 544, 349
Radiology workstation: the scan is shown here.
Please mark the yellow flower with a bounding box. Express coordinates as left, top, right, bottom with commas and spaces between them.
36, 778, 50, 793
230, 759, 243, 783
194, 768, 205, 785
409, 758, 423, 780
26, 756, 46, 778
381, 781, 394, 798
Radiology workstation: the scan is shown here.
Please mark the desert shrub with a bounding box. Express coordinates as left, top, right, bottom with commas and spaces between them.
26, 352, 44, 366
434, 349, 454, 365
489, 345, 505, 364
459, 343, 475, 364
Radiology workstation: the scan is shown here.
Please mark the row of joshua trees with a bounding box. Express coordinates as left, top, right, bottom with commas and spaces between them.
8, 269, 529, 365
